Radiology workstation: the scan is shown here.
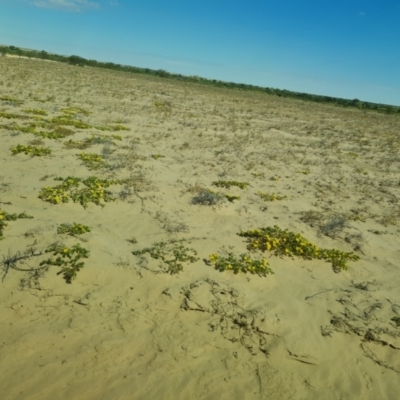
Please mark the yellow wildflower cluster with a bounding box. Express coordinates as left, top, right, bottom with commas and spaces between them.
38, 176, 80, 204
238, 225, 360, 270
38, 176, 123, 208
11, 144, 51, 156
256, 191, 288, 201
209, 252, 273, 276
77, 152, 105, 170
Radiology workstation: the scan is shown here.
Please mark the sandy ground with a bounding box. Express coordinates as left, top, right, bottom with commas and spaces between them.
0, 56, 400, 400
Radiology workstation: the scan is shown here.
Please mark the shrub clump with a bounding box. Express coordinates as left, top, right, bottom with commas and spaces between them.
238, 225, 360, 271
209, 253, 273, 277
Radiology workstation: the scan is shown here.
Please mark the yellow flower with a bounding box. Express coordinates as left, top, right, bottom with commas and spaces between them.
209, 254, 218, 261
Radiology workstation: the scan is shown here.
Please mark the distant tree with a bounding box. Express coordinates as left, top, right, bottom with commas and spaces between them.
156, 69, 169, 78
69, 55, 86, 66
39, 50, 48, 59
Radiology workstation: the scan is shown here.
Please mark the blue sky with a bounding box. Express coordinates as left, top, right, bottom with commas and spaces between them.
0, 0, 399, 105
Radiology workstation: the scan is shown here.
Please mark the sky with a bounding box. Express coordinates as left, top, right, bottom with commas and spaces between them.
0, 0, 399, 106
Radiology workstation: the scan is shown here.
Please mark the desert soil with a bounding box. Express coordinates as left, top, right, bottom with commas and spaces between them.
1, 56, 400, 400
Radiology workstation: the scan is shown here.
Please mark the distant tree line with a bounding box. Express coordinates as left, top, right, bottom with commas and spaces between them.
1, 44, 399, 115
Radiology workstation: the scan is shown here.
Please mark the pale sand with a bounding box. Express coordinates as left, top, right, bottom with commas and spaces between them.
0, 57, 399, 399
